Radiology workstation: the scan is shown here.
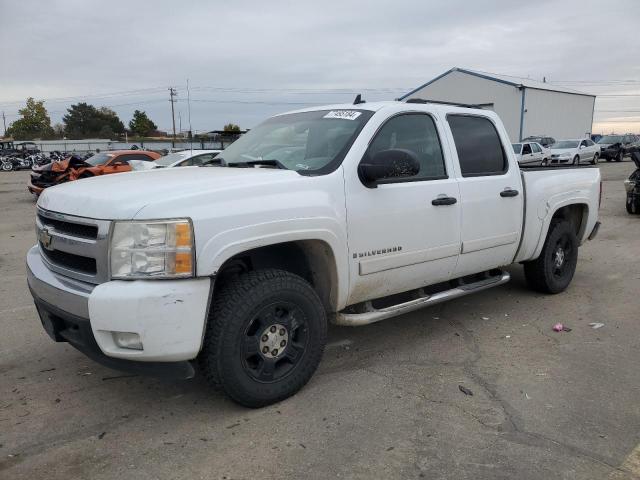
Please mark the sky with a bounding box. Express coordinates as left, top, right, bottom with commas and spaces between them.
1, 0, 640, 136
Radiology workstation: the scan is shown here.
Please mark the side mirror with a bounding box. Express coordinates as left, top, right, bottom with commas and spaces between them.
358, 149, 420, 188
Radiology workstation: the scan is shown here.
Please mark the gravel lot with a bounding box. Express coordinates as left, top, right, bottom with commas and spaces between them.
1, 162, 639, 480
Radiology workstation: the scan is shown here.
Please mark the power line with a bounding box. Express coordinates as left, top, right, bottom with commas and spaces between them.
0, 86, 169, 107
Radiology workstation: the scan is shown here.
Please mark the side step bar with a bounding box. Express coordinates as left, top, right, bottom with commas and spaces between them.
334, 270, 510, 327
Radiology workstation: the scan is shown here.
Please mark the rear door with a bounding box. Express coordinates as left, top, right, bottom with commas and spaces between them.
445, 113, 523, 277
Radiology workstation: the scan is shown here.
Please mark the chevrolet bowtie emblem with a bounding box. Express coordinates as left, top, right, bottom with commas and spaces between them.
39, 227, 53, 250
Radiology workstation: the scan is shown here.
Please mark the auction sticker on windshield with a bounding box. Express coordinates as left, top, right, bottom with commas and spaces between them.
323, 110, 362, 120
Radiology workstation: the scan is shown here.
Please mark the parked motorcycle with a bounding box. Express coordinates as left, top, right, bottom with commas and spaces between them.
2, 154, 34, 171
625, 151, 640, 214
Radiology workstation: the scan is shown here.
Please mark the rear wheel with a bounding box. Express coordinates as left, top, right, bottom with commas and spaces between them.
1, 161, 12, 172
524, 220, 578, 294
199, 269, 327, 407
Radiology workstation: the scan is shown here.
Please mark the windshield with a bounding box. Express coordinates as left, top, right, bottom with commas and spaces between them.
155, 152, 188, 167
85, 153, 114, 166
597, 135, 623, 144
216, 109, 373, 173
551, 141, 579, 149
512, 143, 522, 153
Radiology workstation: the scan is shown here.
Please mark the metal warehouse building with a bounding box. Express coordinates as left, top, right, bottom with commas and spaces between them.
400, 67, 596, 142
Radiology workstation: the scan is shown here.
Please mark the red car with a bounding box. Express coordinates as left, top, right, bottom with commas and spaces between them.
28, 150, 161, 195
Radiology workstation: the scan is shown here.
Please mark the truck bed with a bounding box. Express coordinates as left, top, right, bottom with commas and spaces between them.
515, 166, 601, 263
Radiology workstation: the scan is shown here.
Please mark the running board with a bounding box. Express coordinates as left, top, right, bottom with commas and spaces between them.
334, 270, 510, 327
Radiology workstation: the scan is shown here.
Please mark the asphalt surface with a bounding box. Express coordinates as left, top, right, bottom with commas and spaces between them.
1, 162, 639, 480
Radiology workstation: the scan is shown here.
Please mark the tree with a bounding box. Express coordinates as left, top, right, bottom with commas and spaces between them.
6, 98, 54, 140
52, 123, 65, 138
63, 103, 125, 139
223, 123, 241, 133
128, 110, 157, 137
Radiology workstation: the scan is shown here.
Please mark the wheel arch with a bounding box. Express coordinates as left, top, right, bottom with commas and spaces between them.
211, 239, 342, 314
533, 202, 589, 259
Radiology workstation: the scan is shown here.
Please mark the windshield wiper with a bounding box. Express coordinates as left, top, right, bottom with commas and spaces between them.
226, 159, 288, 170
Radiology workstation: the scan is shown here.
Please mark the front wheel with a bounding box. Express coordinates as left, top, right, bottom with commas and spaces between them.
573, 155, 580, 165
617, 151, 624, 162
591, 153, 599, 165
199, 269, 327, 407
524, 220, 578, 294
1, 162, 12, 172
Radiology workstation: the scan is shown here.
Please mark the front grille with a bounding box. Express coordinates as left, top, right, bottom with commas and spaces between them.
38, 214, 98, 239
37, 209, 111, 284
41, 246, 97, 275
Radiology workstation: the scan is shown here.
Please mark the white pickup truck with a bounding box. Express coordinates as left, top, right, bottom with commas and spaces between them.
27, 100, 601, 407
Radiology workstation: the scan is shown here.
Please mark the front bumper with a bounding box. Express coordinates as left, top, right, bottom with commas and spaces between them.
27, 245, 212, 378
27, 181, 44, 195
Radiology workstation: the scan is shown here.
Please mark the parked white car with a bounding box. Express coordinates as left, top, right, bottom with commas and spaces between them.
155, 149, 222, 168
549, 139, 600, 165
512, 141, 548, 166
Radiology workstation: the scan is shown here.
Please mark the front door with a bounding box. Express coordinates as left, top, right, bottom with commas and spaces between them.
445, 114, 523, 277
345, 112, 461, 305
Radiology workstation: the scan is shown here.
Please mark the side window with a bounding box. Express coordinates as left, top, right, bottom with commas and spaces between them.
532, 143, 541, 153
586, 140, 594, 147
364, 113, 446, 181
522, 143, 532, 155
580, 140, 588, 148
191, 153, 215, 166
116, 154, 154, 163
448, 115, 508, 176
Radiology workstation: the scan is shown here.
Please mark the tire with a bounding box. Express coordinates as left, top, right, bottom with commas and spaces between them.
1, 162, 12, 172
617, 151, 624, 162
627, 194, 639, 214
541, 158, 548, 166
199, 269, 327, 407
524, 220, 578, 294
591, 153, 598, 165
573, 155, 579, 165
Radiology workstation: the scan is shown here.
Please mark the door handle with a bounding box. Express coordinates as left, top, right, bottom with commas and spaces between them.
500, 188, 519, 197
432, 196, 457, 206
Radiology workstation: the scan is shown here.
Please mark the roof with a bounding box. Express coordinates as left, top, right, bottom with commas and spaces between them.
106, 150, 161, 158
400, 67, 595, 99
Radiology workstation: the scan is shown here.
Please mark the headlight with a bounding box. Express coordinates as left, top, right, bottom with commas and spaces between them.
110, 219, 195, 279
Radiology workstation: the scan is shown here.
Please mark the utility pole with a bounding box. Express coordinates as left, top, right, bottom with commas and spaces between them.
168, 87, 177, 148
2, 111, 6, 137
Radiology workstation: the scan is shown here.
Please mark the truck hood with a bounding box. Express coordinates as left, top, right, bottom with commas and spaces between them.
37, 166, 304, 219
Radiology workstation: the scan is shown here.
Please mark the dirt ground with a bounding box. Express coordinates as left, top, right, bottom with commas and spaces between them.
1, 162, 639, 480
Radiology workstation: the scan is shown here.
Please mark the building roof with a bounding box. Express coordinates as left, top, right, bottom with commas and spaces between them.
400, 67, 595, 99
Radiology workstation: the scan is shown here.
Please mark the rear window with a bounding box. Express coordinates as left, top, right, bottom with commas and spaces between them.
448, 115, 507, 177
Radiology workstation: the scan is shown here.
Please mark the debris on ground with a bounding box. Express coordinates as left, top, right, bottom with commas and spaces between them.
589, 323, 605, 329
553, 323, 572, 332
482, 317, 490, 320
458, 385, 473, 396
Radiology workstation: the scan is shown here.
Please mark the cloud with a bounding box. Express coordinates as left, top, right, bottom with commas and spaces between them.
1, 0, 639, 132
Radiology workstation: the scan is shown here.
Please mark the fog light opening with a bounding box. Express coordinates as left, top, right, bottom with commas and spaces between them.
112, 332, 143, 350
